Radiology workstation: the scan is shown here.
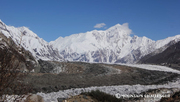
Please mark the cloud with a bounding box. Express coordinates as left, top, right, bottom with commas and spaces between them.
121, 23, 132, 35
94, 23, 106, 28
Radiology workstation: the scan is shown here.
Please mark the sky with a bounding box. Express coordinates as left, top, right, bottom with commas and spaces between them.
0, 0, 180, 42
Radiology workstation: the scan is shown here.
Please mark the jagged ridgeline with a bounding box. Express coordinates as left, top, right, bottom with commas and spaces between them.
1, 19, 180, 64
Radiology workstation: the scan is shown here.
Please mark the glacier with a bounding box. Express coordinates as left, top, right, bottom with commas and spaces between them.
36, 64, 180, 102
37, 77, 180, 102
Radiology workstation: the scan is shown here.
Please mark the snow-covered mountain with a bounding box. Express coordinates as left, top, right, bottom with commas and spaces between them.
50, 23, 180, 63
1, 19, 180, 63
138, 40, 180, 65
0, 19, 62, 61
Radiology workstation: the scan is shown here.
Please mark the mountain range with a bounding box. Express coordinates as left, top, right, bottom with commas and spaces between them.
0, 19, 180, 64
1, 19, 180, 102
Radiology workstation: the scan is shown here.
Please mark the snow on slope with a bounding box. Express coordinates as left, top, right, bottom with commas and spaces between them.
0, 19, 62, 61
155, 35, 180, 49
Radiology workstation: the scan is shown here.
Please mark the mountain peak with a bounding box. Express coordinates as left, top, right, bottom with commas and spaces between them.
107, 24, 121, 30
106, 23, 132, 37
114, 23, 121, 27
108, 23, 129, 29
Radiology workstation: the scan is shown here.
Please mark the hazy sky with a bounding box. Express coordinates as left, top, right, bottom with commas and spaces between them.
0, 0, 180, 42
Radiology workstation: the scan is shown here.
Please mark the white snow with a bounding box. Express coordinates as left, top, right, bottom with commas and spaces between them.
155, 35, 180, 49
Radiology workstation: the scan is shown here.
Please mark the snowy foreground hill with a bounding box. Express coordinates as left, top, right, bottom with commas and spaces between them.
1, 19, 180, 64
